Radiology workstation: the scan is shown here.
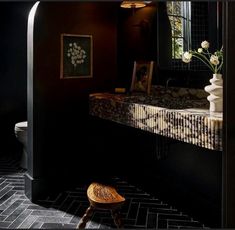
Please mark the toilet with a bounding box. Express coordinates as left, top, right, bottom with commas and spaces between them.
14, 121, 28, 169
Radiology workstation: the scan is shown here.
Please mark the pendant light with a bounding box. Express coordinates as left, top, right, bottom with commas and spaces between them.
120, 1, 147, 9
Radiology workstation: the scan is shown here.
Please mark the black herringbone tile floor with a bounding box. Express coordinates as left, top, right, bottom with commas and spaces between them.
0, 155, 208, 229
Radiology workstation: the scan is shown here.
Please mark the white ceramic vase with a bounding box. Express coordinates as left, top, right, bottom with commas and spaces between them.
204, 73, 223, 112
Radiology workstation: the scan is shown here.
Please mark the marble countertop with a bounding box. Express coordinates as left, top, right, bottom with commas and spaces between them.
89, 86, 222, 151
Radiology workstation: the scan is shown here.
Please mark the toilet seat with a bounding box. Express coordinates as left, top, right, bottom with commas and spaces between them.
14, 121, 28, 169
15, 121, 28, 131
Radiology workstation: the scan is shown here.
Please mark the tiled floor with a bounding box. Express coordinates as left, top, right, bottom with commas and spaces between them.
0, 155, 208, 229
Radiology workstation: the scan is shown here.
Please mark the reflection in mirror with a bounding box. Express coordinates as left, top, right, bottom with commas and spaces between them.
167, 1, 191, 60
157, 1, 222, 72
117, 1, 222, 89
156, 1, 222, 88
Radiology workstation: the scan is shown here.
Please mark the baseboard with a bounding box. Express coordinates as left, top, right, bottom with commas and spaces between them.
24, 173, 48, 202
24, 173, 91, 203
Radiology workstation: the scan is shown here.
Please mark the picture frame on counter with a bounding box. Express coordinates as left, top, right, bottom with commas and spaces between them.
130, 61, 154, 95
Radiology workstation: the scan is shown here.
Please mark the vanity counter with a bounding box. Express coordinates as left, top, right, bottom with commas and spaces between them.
89, 88, 222, 151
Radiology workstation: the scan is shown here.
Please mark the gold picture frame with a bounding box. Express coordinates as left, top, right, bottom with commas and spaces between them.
130, 61, 154, 95
60, 34, 93, 79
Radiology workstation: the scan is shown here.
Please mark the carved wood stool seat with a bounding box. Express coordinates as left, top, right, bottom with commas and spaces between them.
77, 182, 125, 229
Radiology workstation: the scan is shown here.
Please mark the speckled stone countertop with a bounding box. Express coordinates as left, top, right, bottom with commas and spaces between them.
89, 86, 223, 151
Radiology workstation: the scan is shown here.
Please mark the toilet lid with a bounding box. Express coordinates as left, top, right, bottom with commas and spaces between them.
15, 121, 28, 131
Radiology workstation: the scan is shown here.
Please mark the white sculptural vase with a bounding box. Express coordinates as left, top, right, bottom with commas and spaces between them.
204, 73, 223, 112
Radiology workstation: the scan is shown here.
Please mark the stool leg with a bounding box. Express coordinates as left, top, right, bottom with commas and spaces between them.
77, 206, 94, 229
111, 209, 123, 228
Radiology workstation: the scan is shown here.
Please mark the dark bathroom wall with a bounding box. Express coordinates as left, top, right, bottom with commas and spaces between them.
26, 2, 119, 199
0, 3, 34, 156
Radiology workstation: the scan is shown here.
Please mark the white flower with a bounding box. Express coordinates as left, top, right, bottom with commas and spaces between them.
210, 55, 220, 65
182, 40, 223, 73
182, 55, 191, 63
201, 40, 209, 49
198, 48, 203, 53
182, 52, 192, 63
183, 51, 192, 60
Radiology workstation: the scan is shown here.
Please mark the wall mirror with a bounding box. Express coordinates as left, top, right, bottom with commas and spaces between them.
157, 1, 222, 72
155, 1, 223, 88
117, 1, 222, 89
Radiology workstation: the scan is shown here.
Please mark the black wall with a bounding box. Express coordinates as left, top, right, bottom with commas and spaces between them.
26, 2, 119, 199
0, 2, 34, 156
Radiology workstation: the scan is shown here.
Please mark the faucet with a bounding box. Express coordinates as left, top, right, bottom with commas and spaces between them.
166, 78, 175, 88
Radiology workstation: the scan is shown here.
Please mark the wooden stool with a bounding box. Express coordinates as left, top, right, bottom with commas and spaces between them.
77, 182, 125, 229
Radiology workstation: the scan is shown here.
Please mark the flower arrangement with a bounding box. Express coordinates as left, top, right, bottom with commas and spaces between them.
182, 40, 223, 74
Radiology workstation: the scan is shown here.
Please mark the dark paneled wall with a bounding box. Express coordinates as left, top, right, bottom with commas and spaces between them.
0, 3, 34, 156
27, 2, 119, 197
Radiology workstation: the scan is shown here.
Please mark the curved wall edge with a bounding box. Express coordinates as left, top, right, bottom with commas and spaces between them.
26, 1, 40, 201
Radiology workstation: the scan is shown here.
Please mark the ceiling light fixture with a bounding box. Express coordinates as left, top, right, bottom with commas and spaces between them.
120, 1, 151, 9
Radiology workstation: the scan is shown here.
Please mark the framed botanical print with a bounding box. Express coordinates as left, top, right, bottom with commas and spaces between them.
60, 34, 93, 79
130, 61, 154, 95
